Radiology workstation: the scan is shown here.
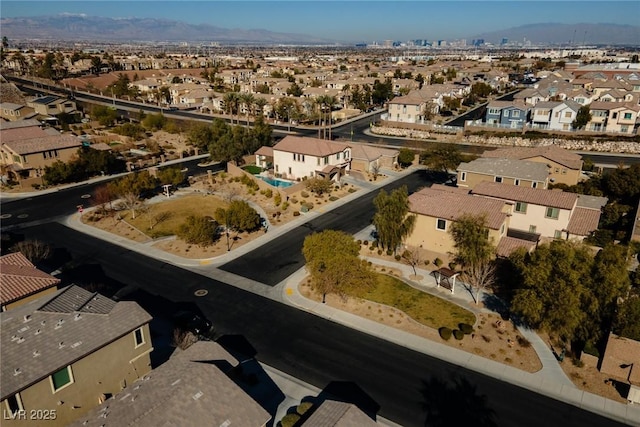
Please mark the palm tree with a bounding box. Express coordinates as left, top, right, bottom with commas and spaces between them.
254, 97, 268, 120
316, 95, 337, 140
223, 92, 238, 125
238, 93, 255, 127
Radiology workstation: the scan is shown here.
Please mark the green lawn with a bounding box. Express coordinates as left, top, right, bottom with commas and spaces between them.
124, 194, 228, 238
242, 165, 263, 175
350, 273, 475, 330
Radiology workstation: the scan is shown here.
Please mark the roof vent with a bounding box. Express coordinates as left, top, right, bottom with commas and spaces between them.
13, 368, 22, 376
33, 350, 41, 358
71, 341, 82, 348
55, 319, 64, 329
16, 337, 25, 344
11, 334, 18, 341
41, 320, 46, 326
35, 329, 41, 335
23, 315, 32, 322
58, 341, 65, 349
192, 391, 204, 401
74, 313, 82, 321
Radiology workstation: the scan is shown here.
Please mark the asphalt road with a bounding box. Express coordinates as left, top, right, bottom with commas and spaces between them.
220, 169, 434, 285
18, 222, 629, 427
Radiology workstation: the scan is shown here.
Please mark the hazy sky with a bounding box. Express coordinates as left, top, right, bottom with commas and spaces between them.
2, 1, 639, 42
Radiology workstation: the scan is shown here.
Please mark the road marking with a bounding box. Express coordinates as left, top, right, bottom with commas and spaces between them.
194, 289, 208, 297
286, 288, 293, 295
81, 194, 91, 199
0, 214, 11, 219
199, 260, 211, 265
17, 214, 29, 219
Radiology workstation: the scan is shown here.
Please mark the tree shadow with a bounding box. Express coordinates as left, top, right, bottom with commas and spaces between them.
311, 381, 380, 421
57, 263, 126, 299
420, 373, 498, 427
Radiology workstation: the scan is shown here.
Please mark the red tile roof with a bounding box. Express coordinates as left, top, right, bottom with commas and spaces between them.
273, 135, 349, 157
0, 253, 60, 305
472, 182, 577, 210
566, 207, 602, 236
496, 236, 536, 258
408, 188, 508, 230
255, 146, 273, 157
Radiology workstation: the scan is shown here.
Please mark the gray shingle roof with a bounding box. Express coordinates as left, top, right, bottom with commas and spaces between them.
69, 341, 271, 427
0, 285, 151, 399
302, 400, 377, 426
457, 158, 550, 182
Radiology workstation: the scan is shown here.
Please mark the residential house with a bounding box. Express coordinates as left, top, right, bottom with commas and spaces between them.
349, 144, 399, 174
69, 341, 271, 427
484, 100, 529, 129
301, 400, 378, 426
481, 145, 583, 186
0, 103, 36, 122
530, 101, 561, 130
513, 88, 548, 106
0, 120, 82, 182
0, 252, 60, 312
599, 333, 640, 404
386, 91, 430, 123
548, 99, 582, 131
255, 146, 273, 169
271, 136, 351, 182
456, 158, 550, 190
605, 103, 640, 135
26, 96, 77, 119
586, 101, 613, 132
471, 181, 606, 240
404, 186, 510, 255
0, 285, 152, 426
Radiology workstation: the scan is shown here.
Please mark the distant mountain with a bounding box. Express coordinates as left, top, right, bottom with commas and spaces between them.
0, 14, 335, 45
471, 23, 640, 46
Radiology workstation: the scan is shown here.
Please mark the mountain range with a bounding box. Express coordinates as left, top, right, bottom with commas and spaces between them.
1, 15, 638, 46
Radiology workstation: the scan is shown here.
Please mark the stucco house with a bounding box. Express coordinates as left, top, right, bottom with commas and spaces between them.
349, 144, 399, 174
548, 99, 582, 131
484, 100, 529, 129
69, 341, 271, 427
0, 103, 36, 122
480, 145, 583, 186
404, 186, 510, 256
1, 285, 153, 426
599, 333, 640, 405
456, 157, 550, 190
0, 252, 60, 312
471, 181, 606, 241
271, 136, 351, 182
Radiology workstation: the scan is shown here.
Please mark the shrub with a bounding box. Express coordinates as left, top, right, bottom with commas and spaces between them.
329, 196, 338, 201
302, 202, 313, 210
280, 413, 301, 427
293, 211, 301, 217
296, 402, 313, 415
274, 192, 282, 206
386, 249, 393, 256
363, 240, 369, 246
439, 327, 452, 340
459, 323, 474, 334
264, 188, 273, 198
424, 260, 430, 266
369, 245, 375, 251
377, 249, 383, 255
516, 336, 531, 348
572, 358, 585, 368
301, 191, 309, 198
453, 329, 464, 340
281, 201, 289, 211
394, 255, 401, 261
434, 258, 443, 267
448, 262, 457, 270
348, 188, 356, 193
290, 198, 298, 204
357, 240, 362, 245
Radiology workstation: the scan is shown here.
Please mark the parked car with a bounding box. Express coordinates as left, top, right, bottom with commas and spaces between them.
172, 310, 215, 340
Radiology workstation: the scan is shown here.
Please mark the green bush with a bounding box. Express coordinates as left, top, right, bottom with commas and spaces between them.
424, 260, 431, 266
348, 188, 356, 193
439, 327, 452, 340
290, 198, 298, 204
453, 329, 464, 340
281, 201, 289, 211
583, 341, 600, 358
448, 262, 457, 270
296, 402, 313, 415
329, 196, 338, 201
394, 255, 401, 261
363, 240, 369, 246
377, 249, 383, 255
516, 335, 531, 348
302, 202, 313, 210
293, 211, 301, 217
434, 258, 443, 267
369, 246, 375, 251
274, 192, 282, 206
280, 413, 301, 427
386, 250, 393, 256
571, 358, 585, 368
264, 188, 273, 198
300, 191, 309, 198
459, 323, 474, 334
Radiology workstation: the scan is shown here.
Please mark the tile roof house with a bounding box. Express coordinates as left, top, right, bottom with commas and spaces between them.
599, 333, 640, 404
456, 158, 550, 190
548, 99, 582, 131
271, 136, 351, 182
349, 143, 399, 173
480, 145, 583, 186
0, 103, 36, 122
471, 182, 606, 240
69, 341, 271, 427
301, 400, 378, 426
0, 285, 153, 426
484, 100, 530, 129
404, 186, 509, 256
0, 252, 60, 311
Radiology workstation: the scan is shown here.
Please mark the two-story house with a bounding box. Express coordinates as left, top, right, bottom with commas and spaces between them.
271, 136, 351, 182
471, 182, 606, 240
1, 285, 153, 426
480, 145, 583, 186
0, 252, 60, 312
586, 101, 613, 132
605, 103, 640, 135
548, 99, 582, 131
404, 186, 510, 256
530, 101, 561, 130
69, 341, 271, 427
26, 96, 78, 119
0, 103, 36, 122
484, 100, 529, 129
457, 158, 550, 190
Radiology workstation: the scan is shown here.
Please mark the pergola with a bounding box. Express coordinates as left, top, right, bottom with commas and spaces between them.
431, 267, 460, 294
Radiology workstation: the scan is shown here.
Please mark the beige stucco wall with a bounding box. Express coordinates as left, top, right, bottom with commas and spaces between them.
1, 145, 80, 177
456, 171, 540, 189
2, 287, 58, 312
525, 156, 580, 186
1, 325, 152, 427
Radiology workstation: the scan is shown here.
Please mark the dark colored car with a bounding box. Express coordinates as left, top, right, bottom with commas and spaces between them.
172, 311, 215, 340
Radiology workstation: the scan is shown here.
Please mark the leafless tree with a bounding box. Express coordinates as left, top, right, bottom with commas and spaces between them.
172, 328, 197, 350
11, 240, 52, 264
402, 249, 423, 276
370, 161, 381, 180
462, 261, 497, 305
120, 191, 141, 219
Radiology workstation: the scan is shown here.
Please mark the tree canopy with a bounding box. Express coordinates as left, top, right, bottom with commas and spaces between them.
420, 144, 463, 173
177, 215, 218, 247
372, 186, 416, 253
302, 230, 375, 302
214, 200, 261, 232
397, 148, 415, 168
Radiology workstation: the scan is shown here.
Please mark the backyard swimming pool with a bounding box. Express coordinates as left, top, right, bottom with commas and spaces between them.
255, 175, 295, 188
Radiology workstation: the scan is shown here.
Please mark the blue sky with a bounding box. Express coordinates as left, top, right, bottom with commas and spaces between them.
2, 1, 639, 42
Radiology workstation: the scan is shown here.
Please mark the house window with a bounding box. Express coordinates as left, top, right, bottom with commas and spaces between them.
323, 156, 328, 165
621, 125, 629, 133
564, 112, 572, 118
288, 167, 292, 175
51, 366, 74, 392
134, 327, 145, 348
317, 158, 320, 166
336, 152, 341, 160
612, 112, 618, 119
512, 110, 520, 118
504, 110, 509, 117
514, 179, 520, 186
494, 176, 503, 183
545, 207, 560, 219
529, 225, 537, 233
5, 393, 23, 415
436, 218, 447, 231
515, 202, 527, 213
275, 165, 279, 173
402, 106, 407, 114
624, 112, 632, 120
488, 108, 500, 115
500, 223, 505, 234
344, 151, 349, 159
532, 182, 538, 189
460, 172, 466, 182
554, 230, 563, 239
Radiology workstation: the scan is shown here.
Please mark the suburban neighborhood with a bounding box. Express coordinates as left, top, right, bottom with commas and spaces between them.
1, 7, 640, 427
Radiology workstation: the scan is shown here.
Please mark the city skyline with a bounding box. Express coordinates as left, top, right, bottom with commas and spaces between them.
2, 1, 639, 43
